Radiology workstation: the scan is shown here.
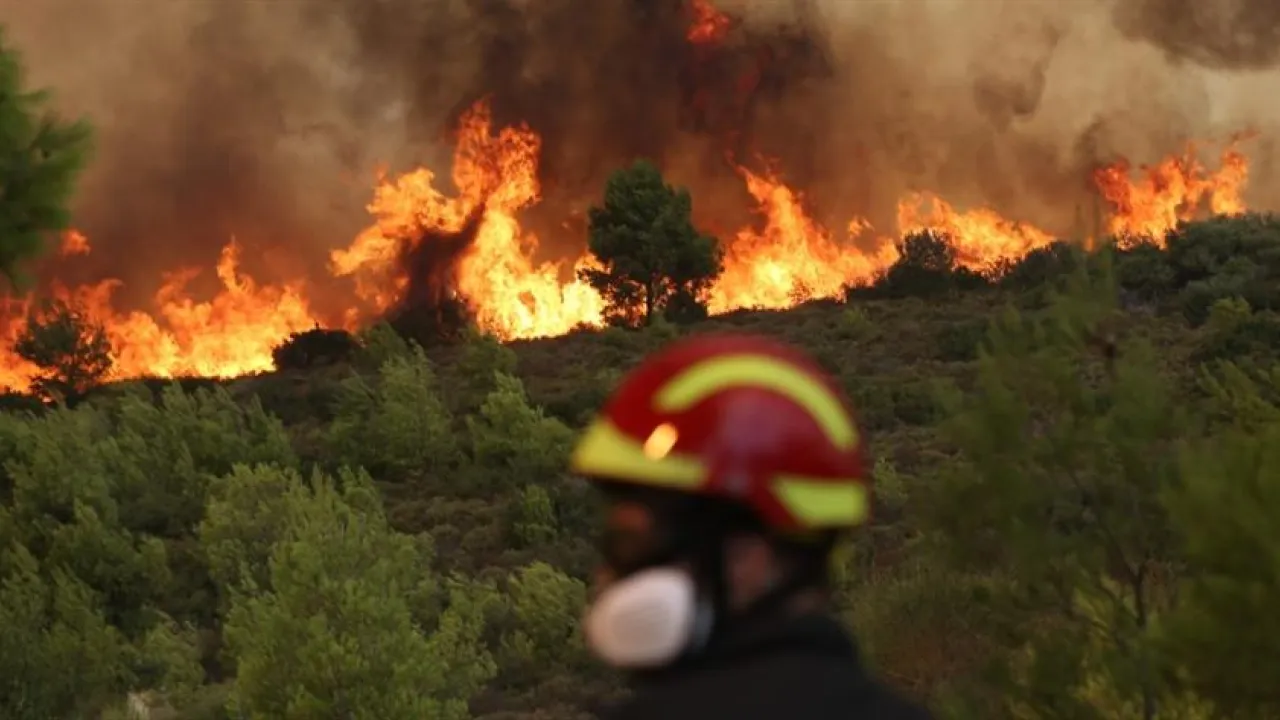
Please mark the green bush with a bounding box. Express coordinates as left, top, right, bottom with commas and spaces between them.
933, 318, 989, 362
355, 321, 416, 369
5, 212, 1280, 718
326, 347, 461, 483
1165, 214, 1280, 324
496, 562, 589, 681
0, 542, 133, 720
466, 373, 575, 492
993, 240, 1082, 291
271, 327, 360, 371
863, 231, 989, 300
14, 298, 114, 401
1192, 302, 1280, 366
890, 380, 944, 426
1114, 241, 1176, 300
219, 465, 495, 719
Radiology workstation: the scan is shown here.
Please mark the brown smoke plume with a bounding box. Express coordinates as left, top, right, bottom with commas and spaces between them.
3, 0, 1278, 314
1112, 0, 1280, 70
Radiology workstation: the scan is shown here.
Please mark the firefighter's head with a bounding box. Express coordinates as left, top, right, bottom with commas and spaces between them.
569, 333, 870, 670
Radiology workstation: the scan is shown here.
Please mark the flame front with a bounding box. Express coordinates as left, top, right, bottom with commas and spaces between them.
709, 166, 893, 313
331, 103, 605, 340
1094, 141, 1248, 244
0, 106, 1258, 391
1, 238, 318, 391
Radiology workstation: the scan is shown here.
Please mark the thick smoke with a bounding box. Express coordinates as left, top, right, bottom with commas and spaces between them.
1113, 0, 1280, 70
389, 206, 480, 344
3, 0, 1278, 314
0, 0, 382, 316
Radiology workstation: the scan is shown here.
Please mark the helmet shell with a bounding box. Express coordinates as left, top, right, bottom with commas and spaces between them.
569, 333, 869, 531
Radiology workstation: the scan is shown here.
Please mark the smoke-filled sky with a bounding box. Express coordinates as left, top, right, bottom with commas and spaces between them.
3, 0, 1278, 308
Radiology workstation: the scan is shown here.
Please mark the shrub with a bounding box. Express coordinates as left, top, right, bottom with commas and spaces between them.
847, 380, 898, 433
496, 562, 589, 680
1163, 420, 1280, 716
388, 292, 475, 347
934, 318, 989, 362
994, 240, 1082, 291
831, 306, 873, 341
0, 542, 133, 720
219, 465, 495, 719
271, 327, 359, 371
1113, 241, 1175, 300
466, 373, 575, 491
327, 346, 460, 482
865, 231, 988, 299
446, 329, 519, 413
108, 383, 297, 539
509, 484, 559, 548
355, 322, 416, 369
1164, 214, 1280, 324
891, 380, 944, 426
14, 298, 114, 401
1, 406, 172, 639
199, 463, 299, 604
1192, 309, 1280, 365
1179, 255, 1269, 326
0, 390, 44, 414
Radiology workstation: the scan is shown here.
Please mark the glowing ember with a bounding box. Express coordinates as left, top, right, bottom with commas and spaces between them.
687, 0, 732, 45
60, 230, 90, 257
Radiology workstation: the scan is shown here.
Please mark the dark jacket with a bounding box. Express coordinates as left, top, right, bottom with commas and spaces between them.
600, 614, 932, 720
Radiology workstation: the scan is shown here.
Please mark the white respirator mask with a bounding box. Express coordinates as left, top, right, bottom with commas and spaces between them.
582, 565, 713, 669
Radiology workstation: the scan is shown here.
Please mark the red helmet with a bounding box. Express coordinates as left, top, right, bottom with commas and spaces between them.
569, 333, 870, 532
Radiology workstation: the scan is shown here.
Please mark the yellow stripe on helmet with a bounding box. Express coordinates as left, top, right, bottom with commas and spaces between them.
570, 420, 869, 528
654, 354, 859, 450
774, 475, 870, 527
570, 419, 704, 488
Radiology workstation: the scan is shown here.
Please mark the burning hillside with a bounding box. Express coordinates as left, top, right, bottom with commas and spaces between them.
0, 0, 1264, 391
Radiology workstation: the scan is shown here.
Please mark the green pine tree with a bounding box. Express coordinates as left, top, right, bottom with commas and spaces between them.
220, 466, 496, 719
1160, 361, 1280, 718
0, 28, 92, 289
925, 261, 1192, 718
580, 160, 723, 327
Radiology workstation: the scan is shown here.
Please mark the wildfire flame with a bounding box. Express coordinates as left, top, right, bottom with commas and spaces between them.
1094, 141, 1249, 243
331, 102, 605, 340
687, 0, 732, 45
0, 1, 1255, 393
0, 239, 318, 391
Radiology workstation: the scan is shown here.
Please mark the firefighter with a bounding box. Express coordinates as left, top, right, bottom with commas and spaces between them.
570, 333, 932, 719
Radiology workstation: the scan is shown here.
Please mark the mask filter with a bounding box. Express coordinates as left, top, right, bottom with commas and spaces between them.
583, 566, 703, 669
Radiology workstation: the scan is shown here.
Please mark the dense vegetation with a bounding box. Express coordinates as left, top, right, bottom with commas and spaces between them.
4, 208, 1280, 719
2, 37, 1279, 717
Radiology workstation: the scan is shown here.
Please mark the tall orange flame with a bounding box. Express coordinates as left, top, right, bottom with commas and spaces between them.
1093, 141, 1248, 244
0, 97, 1256, 393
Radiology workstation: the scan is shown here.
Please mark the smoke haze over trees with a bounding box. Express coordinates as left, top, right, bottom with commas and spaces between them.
2, 0, 1278, 312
